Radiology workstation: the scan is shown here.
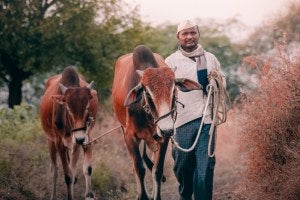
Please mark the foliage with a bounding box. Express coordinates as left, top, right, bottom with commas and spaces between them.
238, 50, 300, 199
0, 0, 98, 107
92, 163, 124, 199
0, 104, 44, 199
0, 104, 42, 143
244, 2, 300, 54
0, 0, 150, 107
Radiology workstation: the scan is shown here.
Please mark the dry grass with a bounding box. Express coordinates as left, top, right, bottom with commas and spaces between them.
236, 52, 300, 199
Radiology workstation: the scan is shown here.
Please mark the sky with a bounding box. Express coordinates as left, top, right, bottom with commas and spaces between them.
126, 0, 290, 27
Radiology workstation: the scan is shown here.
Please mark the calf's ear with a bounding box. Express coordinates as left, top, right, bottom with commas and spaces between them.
51, 95, 65, 105
175, 78, 202, 92
124, 83, 143, 107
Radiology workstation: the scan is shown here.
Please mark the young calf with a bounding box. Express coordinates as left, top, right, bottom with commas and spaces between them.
40, 66, 98, 200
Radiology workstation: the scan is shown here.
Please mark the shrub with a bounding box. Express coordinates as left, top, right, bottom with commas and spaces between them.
238, 52, 300, 199
0, 104, 43, 199
92, 163, 123, 199
0, 104, 42, 143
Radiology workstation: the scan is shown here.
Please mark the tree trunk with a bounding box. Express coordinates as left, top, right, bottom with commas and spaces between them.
8, 77, 23, 108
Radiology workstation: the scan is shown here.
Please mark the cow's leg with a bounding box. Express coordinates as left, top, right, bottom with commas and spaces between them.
48, 140, 58, 200
69, 145, 80, 196
125, 134, 149, 200
151, 138, 169, 200
82, 145, 94, 199
57, 142, 74, 200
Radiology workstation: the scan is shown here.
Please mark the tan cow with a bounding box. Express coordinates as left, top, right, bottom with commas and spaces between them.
40, 66, 98, 200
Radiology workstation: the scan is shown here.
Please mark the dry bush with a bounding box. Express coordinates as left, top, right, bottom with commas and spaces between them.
237, 51, 300, 199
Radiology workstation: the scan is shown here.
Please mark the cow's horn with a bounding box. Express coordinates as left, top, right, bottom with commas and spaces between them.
59, 83, 68, 94
87, 81, 95, 90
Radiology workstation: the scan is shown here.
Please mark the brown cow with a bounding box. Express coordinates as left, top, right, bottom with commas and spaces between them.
40, 66, 98, 200
112, 45, 201, 200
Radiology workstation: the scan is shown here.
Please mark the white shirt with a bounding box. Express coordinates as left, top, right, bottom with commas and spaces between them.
165, 50, 225, 128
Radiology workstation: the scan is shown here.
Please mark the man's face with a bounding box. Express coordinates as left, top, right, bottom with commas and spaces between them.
177, 26, 199, 52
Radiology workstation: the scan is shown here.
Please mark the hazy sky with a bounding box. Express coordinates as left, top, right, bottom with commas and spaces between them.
126, 0, 290, 27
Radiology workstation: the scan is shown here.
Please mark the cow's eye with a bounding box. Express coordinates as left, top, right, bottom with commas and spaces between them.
146, 95, 156, 112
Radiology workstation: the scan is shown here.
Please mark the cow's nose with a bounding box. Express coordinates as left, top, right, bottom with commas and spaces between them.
75, 137, 85, 144
161, 129, 174, 137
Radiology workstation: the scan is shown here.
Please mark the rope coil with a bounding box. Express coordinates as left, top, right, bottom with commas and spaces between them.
171, 69, 230, 156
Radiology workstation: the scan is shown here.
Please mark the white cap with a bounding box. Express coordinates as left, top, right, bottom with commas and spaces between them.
177, 20, 198, 34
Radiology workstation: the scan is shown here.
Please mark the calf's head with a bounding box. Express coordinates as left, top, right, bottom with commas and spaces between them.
125, 67, 201, 137
52, 81, 95, 145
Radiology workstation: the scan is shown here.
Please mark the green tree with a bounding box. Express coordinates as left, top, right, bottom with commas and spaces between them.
0, 0, 100, 108
0, 0, 148, 108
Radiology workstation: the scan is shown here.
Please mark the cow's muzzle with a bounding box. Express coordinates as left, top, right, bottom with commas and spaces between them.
75, 137, 85, 145
157, 127, 174, 138
72, 130, 88, 145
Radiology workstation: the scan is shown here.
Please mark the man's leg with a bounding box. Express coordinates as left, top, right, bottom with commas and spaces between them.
172, 119, 200, 200
193, 124, 216, 200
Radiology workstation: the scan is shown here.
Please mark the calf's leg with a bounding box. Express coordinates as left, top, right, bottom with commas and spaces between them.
57, 143, 74, 200
83, 145, 94, 199
48, 140, 58, 200
69, 145, 80, 195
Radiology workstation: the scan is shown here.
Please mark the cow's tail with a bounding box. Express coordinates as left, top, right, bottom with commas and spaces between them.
142, 141, 166, 182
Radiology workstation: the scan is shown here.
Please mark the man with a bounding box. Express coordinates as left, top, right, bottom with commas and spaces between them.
165, 20, 226, 200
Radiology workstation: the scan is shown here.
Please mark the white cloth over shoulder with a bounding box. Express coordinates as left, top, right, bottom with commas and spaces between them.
165, 49, 226, 128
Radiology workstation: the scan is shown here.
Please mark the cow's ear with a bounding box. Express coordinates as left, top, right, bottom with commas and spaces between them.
175, 78, 202, 92
124, 83, 143, 107
52, 95, 65, 105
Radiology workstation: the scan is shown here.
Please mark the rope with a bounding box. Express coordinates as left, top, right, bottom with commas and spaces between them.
171, 69, 230, 156
85, 125, 123, 145
170, 84, 213, 153
207, 70, 230, 157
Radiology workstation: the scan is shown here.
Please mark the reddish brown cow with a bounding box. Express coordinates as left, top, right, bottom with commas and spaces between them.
40, 66, 98, 200
112, 45, 201, 200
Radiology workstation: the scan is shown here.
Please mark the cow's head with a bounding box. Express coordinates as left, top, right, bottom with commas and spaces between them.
124, 67, 201, 138
52, 81, 95, 145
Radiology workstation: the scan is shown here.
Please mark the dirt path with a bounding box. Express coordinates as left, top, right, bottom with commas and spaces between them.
92, 110, 244, 200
